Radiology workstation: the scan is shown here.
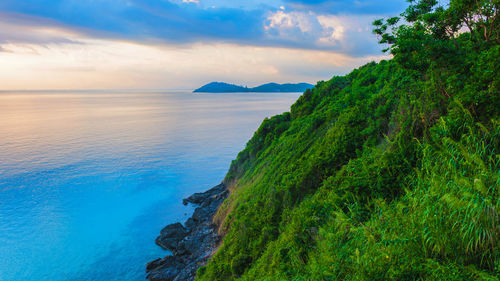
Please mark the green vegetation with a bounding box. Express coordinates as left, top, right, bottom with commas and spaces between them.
193, 82, 314, 93
198, 0, 499, 280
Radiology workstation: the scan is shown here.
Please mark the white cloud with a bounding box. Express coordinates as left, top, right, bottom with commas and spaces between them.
264, 10, 384, 55
265, 11, 351, 50
317, 15, 346, 43
266, 10, 315, 33
264, 10, 326, 47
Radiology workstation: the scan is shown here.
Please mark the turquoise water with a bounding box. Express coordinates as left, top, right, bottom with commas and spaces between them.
0, 91, 300, 281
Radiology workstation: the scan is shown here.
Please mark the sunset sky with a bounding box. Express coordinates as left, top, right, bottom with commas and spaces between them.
0, 0, 407, 90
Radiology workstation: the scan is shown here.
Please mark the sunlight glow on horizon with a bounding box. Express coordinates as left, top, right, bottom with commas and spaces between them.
0, 36, 388, 90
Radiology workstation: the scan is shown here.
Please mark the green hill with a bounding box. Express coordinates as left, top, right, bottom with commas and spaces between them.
196, 0, 499, 280
193, 82, 314, 93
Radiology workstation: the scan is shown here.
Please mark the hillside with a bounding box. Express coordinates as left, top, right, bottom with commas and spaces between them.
195, 0, 500, 280
193, 82, 313, 93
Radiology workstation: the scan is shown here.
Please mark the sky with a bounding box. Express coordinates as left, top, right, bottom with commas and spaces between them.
0, 0, 408, 90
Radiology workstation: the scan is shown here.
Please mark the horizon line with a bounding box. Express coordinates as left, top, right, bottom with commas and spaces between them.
0, 88, 195, 93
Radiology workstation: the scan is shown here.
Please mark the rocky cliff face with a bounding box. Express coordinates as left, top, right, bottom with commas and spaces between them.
146, 184, 228, 281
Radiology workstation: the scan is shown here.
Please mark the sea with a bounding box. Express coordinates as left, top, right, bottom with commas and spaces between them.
0, 90, 301, 281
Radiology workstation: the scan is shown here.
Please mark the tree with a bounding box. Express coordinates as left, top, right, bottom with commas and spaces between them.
373, 0, 499, 61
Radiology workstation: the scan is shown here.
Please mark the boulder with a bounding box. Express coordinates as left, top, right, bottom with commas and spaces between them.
182, 183, 226, 205
155, 222, 189, 251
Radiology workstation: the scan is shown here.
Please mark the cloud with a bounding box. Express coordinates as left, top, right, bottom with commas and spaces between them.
0, 1, 267, 44
266, 10, 318, 33
0, 0, 391, 57
0, 13, 83, 47
263, 10, 382, 56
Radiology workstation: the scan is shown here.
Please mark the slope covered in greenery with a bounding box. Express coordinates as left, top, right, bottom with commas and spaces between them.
197, 0, 499, 280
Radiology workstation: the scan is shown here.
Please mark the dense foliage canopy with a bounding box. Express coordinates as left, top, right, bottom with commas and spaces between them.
197, 0, 499, 279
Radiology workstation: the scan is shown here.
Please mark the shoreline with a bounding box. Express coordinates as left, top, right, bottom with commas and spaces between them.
146, 183, 228, 281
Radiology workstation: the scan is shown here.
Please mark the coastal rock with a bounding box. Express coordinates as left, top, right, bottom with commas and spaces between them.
146, 183, 228, 281
191, 206, 210, 222
146, 256, 183, 281
146, 258, 163, 271
182, 183, 226, 205
155, 223, 189, 251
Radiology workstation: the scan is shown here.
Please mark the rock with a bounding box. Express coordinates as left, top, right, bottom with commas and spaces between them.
146, 258, 163, 271
182, 183, 225, 205
191, 206, 210, 222
182, 193, 207, 205
160, 223, 187, 237
184, 217, 196, 229
145, 256, 183, 281
155, 222, 189, 251
147, 183, 229, 281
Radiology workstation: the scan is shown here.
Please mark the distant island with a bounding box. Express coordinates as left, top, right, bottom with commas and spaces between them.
193, 82, 314, 93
